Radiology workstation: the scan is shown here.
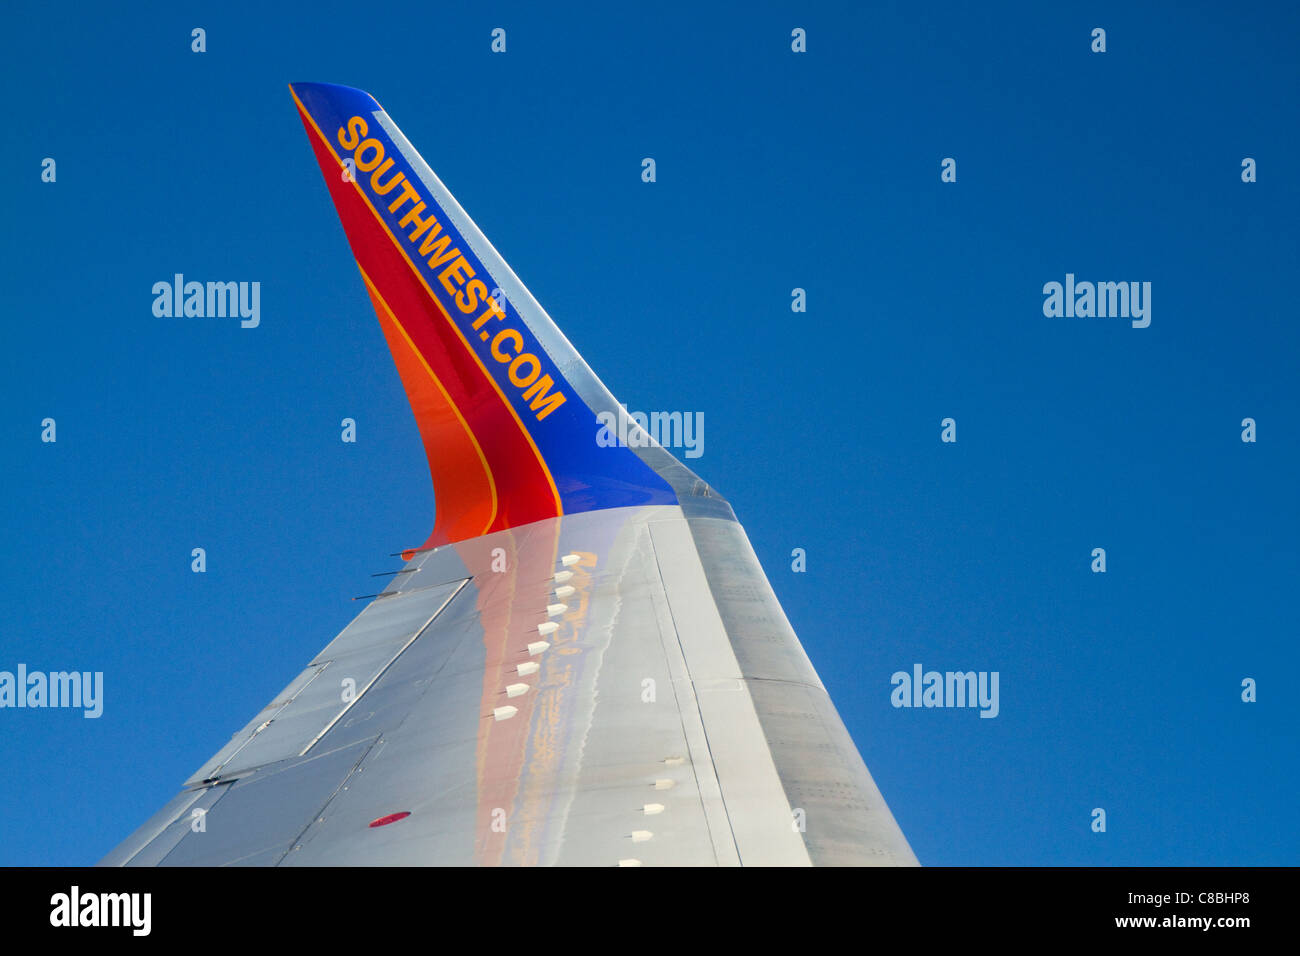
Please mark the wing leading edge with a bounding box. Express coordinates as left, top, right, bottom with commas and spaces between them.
99, 83, 916, 866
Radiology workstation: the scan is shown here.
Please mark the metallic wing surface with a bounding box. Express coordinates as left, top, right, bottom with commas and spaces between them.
100, 83, 916, 867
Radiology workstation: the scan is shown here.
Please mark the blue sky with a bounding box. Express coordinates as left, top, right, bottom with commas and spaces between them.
2, 0, 1296, 865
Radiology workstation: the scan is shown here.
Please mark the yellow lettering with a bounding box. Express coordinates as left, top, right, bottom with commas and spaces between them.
491, 328, 523, 363
417, 228, 456, 266
355, 138, 385, 172
522, 374, 566, 420
399, 202, 439, 242
508, 353, 541, 388
471, 296, 507, 330
338, 115, 368, 151
386, 179, 421, 215
438, 256, 474, 297
369, 159, 404, 195
456, 279, 487, 314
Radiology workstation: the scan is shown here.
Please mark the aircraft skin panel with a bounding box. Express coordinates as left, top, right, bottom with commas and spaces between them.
98, 84, 917, 866
103, 506, 914, 866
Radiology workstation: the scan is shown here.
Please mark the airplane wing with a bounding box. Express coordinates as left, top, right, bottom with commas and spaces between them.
99, 83, 917, 867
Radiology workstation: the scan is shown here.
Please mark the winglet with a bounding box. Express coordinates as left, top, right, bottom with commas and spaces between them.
289, 82, 691, 548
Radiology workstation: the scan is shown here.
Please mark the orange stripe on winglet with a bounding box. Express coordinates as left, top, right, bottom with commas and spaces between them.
290, 88, 562, 534
362, 268, 498, 544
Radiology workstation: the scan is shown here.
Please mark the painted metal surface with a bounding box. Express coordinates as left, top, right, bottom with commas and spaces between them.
100, 84, 916, 866
103, 506, 914, 866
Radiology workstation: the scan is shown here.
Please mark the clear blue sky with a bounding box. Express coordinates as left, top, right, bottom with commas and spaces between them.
2, 1, 1296, 865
